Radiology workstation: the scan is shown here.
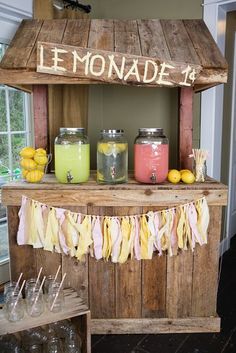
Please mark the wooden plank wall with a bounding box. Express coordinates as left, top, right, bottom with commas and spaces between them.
8, 205, 221, 320
34, 0, 89, 166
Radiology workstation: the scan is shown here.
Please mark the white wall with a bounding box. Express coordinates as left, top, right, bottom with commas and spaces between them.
0, 0, 32, 43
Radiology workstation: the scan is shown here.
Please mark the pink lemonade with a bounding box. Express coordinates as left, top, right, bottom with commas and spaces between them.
134, 143, 169, 183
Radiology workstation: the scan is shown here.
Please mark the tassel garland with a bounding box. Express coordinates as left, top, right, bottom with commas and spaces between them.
17, 196, 210, 263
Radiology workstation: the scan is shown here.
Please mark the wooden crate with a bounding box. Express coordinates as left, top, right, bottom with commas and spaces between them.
0, 288, 91, 353
2, 175, 227, 334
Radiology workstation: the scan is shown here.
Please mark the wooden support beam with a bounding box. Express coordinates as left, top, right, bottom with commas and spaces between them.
33, 85, 48, 150
179, 87, 194, 170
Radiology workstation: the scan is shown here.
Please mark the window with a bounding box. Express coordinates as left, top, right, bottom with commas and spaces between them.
0, 43, 33, 278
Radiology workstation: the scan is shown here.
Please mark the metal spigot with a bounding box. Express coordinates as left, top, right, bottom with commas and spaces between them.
67, 170, 73, 183
150, 172, 157, 184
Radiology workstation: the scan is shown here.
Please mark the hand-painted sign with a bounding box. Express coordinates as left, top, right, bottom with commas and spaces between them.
37, 41, 202, 87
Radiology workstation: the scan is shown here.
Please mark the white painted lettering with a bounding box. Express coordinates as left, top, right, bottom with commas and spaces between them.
108, 55, 125, 79
38, 44, 52, 71
72, 50, 92, 75
143, 60, 158, 83
89, 54, 106, 77
51, 47, 67, 72
124, 59, 140, 82
179, 65, 196, 86
157, 62, 174, 85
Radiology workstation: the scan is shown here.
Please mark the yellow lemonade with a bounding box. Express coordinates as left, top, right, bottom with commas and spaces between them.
55, 144, 90, 183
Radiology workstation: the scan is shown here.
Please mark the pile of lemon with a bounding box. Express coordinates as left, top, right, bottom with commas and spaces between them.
167, 169, 195, 184
19, 147, 48, 183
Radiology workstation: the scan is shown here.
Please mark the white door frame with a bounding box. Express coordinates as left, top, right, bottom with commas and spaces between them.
202, 0, 236, 180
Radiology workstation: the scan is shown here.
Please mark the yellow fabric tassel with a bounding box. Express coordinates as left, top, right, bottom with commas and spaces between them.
118, 217, 131, 263
76, 215, 93, 261
177, 207, 185, 249
102, 217, 112, 261
140, 215, 151, 259
44, 208, 60, 253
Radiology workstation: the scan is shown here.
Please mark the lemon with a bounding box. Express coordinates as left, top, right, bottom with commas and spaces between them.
180, 169, 191, 175
181, 171, 195, 184
97, 171, 104, 181
98, 143, 113, 156
116, 143, 128, 153
35, 148, 47, 155
36, 164, 45, 172
20, 158, 37, 170
34, 153, 48, 165
19, 147, 36, 159
26, 170, 44, 183
167, 169, 181, 184
21, 169, 29, 178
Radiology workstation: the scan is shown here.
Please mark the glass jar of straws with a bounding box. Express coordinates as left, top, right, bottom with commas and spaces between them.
191, 149, 208, 182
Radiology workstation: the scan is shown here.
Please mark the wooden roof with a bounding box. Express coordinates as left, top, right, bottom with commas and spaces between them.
0, 19, 228, 92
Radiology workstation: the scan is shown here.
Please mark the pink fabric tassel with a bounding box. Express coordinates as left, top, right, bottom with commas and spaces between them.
110, 217, 122, 263
17, 196, 29, 245
92, 217, 103, 260
56, 208, 69, 255
188, 203, 203, 245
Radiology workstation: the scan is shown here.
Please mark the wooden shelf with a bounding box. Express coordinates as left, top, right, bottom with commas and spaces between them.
0, 288, 89, 336
1, 173, 228, 207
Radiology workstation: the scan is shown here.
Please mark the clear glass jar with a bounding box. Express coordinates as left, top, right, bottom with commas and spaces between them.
64, 329, 81, 353
45, 337, 63, 353
134, 128, 169, 184
97, 129, 128, 184
55, 128, 90, 183
5, 293, 24, 322
47, 283, 65, 313
44, 275, 55, 302
26, 289, 44, 317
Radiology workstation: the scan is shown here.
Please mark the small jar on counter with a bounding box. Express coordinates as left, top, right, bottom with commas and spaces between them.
54, 128, 90, 184
97, 129, 128, 184
134, 128, 169, 184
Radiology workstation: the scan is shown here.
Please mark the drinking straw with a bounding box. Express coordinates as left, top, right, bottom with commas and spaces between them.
10, 279, 26, 316
53, 265, 61, 283
50, 273, 67, 312
30, 276, 46, 316
13, 272, 23, 294
34, 267, 43, 291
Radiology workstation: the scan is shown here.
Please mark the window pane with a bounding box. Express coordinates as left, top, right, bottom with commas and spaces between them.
0, 89, 7, 131
9, 90, 25, 131
0, 205, 8, 262
0, 135, 9, 168
11, 133, 26, 171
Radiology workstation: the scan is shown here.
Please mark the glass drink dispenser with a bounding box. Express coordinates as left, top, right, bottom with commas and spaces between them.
134, 128, 169, 184
54, 128, 90, 183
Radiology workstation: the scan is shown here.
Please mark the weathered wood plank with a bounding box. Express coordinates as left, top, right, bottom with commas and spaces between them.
88, 19, 114, 50
62, 19, 91, 46
166, 250, 194, 318
1, 188, 228, 207
137, 19, 171, 60
191, 206, 222, 317
114, 207, 142, 318
33, 85, 48, 150
142, 206, 167, 318
62, 206, 88, 303
35, 250, 61, 280
0, 20, 43, 69
179, 87, 194, 170
114, 20, 141, 55
160, 20, 201, 65
91, 317, 221, 334
71, 311, 91, 353
184, 19, 228, 69
7, 206, 37, 281
27, 19, 67, 69
88, 206, 116, 319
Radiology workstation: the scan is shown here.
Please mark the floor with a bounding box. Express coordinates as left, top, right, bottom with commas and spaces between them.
91, 236, 236, 353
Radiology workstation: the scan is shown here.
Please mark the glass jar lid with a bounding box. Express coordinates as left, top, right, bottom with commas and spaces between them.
59, 127, 85, 134
138, 128, 163, 134
101, 129, 124, 134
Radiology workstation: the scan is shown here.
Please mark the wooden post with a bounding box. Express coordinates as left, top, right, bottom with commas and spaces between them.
33, 85, 48, 150
178, 87, 194, 170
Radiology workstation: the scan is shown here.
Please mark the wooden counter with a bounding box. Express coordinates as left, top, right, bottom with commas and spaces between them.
1, 175, 227, 334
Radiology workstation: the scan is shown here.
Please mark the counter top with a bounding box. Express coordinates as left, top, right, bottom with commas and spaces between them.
1, 174, 227, 207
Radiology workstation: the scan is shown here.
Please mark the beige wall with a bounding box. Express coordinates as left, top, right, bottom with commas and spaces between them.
88, 0, 202, 169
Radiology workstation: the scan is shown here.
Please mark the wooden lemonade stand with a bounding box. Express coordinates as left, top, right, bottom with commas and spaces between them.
0, 18, 228, 336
